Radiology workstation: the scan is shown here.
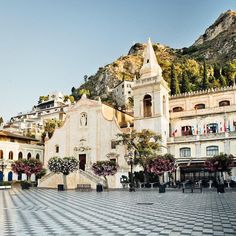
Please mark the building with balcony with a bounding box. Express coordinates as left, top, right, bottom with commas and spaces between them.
168, 86, 236, 182
4, 92, 71, 140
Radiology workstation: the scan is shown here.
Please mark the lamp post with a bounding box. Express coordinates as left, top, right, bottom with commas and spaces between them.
125, 151, 135, 192
0, 160, 7, 182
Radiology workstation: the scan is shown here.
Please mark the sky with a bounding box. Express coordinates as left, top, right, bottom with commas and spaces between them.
0, 0, 236, 121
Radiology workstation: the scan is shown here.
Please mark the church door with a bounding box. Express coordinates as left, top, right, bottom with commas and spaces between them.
79, 154, 86, 171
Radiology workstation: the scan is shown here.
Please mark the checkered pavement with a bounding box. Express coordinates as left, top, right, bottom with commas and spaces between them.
0, 188, 236, 235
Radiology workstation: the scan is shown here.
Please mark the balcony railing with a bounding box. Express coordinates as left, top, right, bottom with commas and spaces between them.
168, 131, 236, 143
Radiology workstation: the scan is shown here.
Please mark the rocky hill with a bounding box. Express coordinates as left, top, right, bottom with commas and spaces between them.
188, 10, 236, 62
74, 10, 236, 100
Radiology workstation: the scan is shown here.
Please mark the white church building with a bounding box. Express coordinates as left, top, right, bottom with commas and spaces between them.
39, 39, 236, 189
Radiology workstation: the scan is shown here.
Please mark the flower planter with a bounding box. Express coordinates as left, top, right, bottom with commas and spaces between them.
21, 182, 31, 190
58, 184, 64, 191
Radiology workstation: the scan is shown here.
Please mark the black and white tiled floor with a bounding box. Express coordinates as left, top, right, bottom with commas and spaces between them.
0, 188, 236, 235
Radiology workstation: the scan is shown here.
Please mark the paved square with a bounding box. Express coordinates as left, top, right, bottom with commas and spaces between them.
0, 188, 236, 235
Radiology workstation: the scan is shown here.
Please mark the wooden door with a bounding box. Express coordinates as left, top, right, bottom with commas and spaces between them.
79, 154, 86, 171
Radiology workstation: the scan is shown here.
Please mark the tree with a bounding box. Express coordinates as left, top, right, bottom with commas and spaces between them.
147, 154, 175, 183
204, 153, 234, 175
92, 160, 118, 189
201, 60, 209, 90
180, 71, 191, 93
0, 116, 3, 126
11, 159, 43, 182
42, 119, 63, 142
79, 89, 90, 96
117, 129, 161, 182
223, 60, 236, 86
170, 64, 180, 95
48, 156, 79, 189
204, 153, 234, 192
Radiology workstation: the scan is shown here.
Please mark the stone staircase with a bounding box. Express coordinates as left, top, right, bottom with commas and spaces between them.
79, 169, 106, 186
38, 172, 55, 183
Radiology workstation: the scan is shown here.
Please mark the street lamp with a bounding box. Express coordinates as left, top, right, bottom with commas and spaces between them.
125, 151, 135, 192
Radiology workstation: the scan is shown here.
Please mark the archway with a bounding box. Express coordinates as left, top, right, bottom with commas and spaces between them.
8, 171, 13, 181
0, 171, 3, 181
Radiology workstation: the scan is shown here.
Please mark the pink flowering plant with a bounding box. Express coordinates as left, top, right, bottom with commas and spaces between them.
204, 153, 234, 174
92, 160, 118, 189
147, 154, 176, 176
11, 158, 43, 181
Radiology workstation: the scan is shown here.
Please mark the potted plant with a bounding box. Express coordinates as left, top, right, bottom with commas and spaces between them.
204, 153, 234, 193
92, 160, 118, 190
48, 156, 79, 190
147, 154, 175, 193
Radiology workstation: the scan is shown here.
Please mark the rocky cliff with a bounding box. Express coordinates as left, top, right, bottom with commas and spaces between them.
76, 10, 236, 100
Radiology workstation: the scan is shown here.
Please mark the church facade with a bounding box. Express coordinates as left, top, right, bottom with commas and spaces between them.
39, 39, 236, 189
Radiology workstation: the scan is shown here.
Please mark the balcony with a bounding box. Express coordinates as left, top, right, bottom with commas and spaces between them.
168, 131, 236, 143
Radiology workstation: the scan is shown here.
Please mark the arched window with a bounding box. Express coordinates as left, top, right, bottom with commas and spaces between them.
180, 148, 191, 157
163, 96, 166, 117
194, 104, 205, 110
9, 151, 13, 160
143, 94, 152, 117
0, 150, 3, 159
18, 152, 23, 159
219, 100, 230, 107
206, 146, 219, 156
36, 154, 40, 160
173, 107, 184, 112
27, 152, 31, 160
55, 145, 59, 153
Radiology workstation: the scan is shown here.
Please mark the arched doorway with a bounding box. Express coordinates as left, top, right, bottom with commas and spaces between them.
18, 173, 22, 181
8, 171, 13, 181
0, 171, 3, 181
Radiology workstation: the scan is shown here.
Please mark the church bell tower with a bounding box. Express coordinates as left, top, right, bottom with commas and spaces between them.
133, 38, 170, 153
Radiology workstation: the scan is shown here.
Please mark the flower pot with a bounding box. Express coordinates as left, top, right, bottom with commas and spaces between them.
58, 184, 64, 191
21, 182, 31, 190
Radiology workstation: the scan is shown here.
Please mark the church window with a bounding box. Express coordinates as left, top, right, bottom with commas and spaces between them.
143, 94, 152, 117
206, 123, 218, 133
18, 152, 23, 159
80, 113, 88, 126
56, 145, 59, 153
163, 96, 166, 117
180, 148, 191, 157
27, 152, 31, 160
0, 150, 3, 159
147, 59, 149, 63
173, 107, 184, 112
36, 154, 40, 160
206, 146, 219, 156
194, 104, 205, 110
9, 151, 13, 160
219, 100, 230, 107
